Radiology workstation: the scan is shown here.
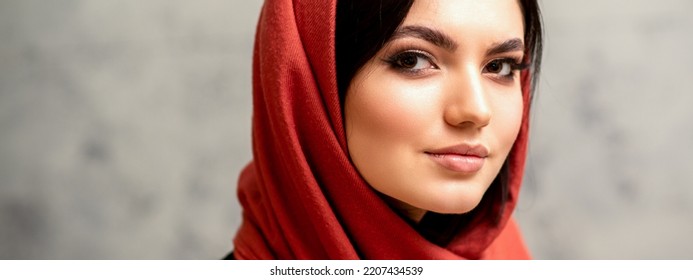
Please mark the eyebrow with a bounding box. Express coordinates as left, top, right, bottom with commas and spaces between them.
391, 25, 525, 56
391, 25, 458, 51
486, 38, 525, 56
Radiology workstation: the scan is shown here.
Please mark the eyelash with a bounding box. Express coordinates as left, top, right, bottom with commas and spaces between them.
383, 50, 529, 81
383, 50, 438, 75
485, 58, 530, 81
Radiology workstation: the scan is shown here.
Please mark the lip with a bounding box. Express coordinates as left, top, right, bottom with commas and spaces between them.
425, 144, 489, 173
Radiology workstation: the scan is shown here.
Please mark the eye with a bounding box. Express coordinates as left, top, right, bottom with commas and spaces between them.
385, 51, 437, 73
484, 59, 513, 76
483, 58, 528, 81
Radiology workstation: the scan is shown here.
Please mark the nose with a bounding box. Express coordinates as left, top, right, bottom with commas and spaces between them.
443, 68, 492, 129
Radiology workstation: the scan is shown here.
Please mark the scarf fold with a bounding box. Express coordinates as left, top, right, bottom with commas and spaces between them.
233, 0, 531, 259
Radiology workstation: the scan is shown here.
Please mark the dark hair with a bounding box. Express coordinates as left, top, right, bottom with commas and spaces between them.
336, 0, 543, 246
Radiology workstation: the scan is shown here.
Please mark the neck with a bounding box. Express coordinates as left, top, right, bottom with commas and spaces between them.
382, 196, 427, 223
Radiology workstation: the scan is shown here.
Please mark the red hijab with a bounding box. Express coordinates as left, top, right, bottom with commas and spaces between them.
233, 0, 532, 259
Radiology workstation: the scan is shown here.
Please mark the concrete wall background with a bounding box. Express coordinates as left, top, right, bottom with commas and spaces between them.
517, 0, 693, 259
1, 0, 691, 259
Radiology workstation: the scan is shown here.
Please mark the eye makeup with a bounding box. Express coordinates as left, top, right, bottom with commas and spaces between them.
382, 49, 439, 76
484, 57, 530, 81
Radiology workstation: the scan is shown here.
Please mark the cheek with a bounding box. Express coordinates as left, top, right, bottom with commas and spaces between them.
345, 78, 441, 146
490, 88, 524, 154
344, 73, 442, 202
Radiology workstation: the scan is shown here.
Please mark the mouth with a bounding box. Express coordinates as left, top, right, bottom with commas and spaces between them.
424, 144, 488, 173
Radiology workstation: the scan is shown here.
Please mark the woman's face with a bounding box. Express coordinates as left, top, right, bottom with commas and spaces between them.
345, 0, 526, 221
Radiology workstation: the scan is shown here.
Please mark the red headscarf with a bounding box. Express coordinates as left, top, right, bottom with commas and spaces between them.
233, 0, 532, 259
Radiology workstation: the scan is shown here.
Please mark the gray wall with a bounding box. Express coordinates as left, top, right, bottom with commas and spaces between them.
1, 0, 691, 259
517, 0, 693, 259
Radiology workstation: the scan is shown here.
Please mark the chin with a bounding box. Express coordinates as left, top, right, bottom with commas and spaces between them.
414, 184, 488, 215
422, 200, 482, 215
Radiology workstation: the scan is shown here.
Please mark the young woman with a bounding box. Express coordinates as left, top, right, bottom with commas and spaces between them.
229, 0, 543, 259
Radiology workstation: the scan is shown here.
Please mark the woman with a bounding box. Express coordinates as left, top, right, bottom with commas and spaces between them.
229, 0, 543, 259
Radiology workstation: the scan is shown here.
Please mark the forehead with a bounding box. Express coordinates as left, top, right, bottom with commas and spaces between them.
402, 0, 525, 44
